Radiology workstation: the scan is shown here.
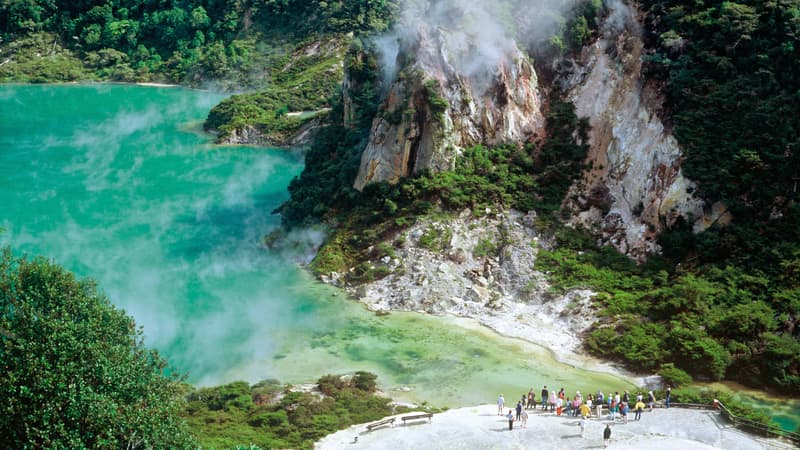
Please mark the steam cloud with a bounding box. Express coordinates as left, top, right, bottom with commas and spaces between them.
374, 0, 588, 85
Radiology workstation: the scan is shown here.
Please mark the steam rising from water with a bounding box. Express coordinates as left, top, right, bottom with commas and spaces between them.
1, 85, 643, 407
0, 85, 307, 382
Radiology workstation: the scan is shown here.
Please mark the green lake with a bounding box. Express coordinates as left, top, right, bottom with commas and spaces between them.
0, 84, 796, 430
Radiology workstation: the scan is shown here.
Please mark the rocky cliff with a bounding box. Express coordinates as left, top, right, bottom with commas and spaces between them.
560, 8, 726, 260
353, 24, 545, 190
323, 210, 606, 367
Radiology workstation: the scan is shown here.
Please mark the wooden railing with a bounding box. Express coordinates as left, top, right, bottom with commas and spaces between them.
538, 399, 799, 445
667, 400, 800, 446
713, 399, 800, 446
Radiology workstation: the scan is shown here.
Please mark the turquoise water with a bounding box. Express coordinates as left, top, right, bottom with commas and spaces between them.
7, 84, 793, 422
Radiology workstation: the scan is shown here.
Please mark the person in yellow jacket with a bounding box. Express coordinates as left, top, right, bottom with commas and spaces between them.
580, 402, 591, 419
634, 399, 646, 421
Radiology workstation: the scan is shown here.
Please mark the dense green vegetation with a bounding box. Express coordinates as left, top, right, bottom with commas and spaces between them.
534, 0, 799, 393
0, 0, 397, 85
0, 249, 195, 449
642, 0, 799, 214
183, 372, 397, 449
639, 0, 800, 302
203, 35, 348, 143
536, 227, 800, 392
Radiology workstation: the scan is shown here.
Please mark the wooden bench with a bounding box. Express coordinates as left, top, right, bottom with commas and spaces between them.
401, 413, 433, 424
366, 417, 395, 431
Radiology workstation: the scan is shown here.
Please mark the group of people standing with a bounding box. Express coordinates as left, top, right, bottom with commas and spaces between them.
497, 385, 671, 440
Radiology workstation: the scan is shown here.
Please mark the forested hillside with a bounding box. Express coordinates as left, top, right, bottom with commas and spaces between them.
0, 0, 396, 84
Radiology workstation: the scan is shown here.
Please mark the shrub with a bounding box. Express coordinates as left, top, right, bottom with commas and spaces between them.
658, 363, 693, 388
0, 249, 195, 448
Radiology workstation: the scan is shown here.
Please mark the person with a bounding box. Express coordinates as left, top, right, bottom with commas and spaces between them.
586, 397, 593, 418
556, 396, 563, 416
597, 390, 605, 405
579, 417, 586, 436
507, 409, 515, 430
620, 401, 629, 424
634, 399, 646, 421
516, 400, 523, 421
614, 391, 621, 404
622, 390, 629, 404
596, 397, 603, 418
608, 399, 617, 421
603, 424, 612, 447
648, 390, 656, 412
665, 386, 672, 408
549, 390, 557, 412
541, 386, 549, 409
521, 408, 529, 428
580, 402, 591, 419
527, 388, 536, 409
498, 394, 505, 415
572, 396, 581, 417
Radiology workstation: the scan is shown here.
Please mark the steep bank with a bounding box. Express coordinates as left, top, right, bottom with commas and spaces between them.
561, 17, 716, 261
323, 209, 643, 382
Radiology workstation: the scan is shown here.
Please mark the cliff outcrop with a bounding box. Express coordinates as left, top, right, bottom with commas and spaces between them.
561, 9, 726, 260
322, 210, 606, 367
353, 24, 545, 190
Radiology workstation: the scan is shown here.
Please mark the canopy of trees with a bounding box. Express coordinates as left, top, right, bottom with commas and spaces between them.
0, 249, 195, 449
0, 0, 398, 84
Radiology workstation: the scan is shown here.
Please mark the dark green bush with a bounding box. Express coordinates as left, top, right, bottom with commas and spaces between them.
184, 373, 393, 449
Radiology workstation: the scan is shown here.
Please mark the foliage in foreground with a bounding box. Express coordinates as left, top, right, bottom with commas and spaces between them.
183, 372, 395, 450
0, 248, 195, 449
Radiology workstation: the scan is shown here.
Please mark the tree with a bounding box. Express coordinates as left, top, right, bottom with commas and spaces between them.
0, 249, 195, 449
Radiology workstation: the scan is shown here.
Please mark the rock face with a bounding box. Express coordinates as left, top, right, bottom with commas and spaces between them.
217, 117, 323, 147
324, 210, 604, 364
353, 24, 545, 190
561, 9, 726, 260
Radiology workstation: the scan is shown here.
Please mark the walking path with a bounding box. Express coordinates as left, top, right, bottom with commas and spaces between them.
315, 404, 792, 449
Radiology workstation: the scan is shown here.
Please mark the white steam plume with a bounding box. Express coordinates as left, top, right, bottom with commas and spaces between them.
373, 0, 586, 85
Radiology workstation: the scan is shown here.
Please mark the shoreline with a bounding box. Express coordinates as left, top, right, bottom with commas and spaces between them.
385, 305, 649, 387
332, 210, 653, 389
135, 81, 179, 88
